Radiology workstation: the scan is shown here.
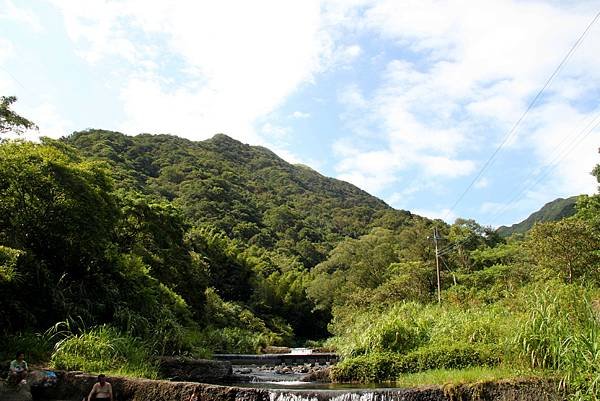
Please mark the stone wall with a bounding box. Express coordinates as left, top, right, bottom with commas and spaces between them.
157, 357, 232, 383
25, 371, 564, 401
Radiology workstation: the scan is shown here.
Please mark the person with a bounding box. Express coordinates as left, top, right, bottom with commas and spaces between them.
188, 387, 199, 401
9, 351, 28, 385
87, 374, 113, 401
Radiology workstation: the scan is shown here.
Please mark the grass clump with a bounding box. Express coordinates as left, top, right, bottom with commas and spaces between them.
50, 325, 157, 378
0, 332, 52, 363
331, 344, 499, 383
394, 366, 549, 388
513, 282, 600, 400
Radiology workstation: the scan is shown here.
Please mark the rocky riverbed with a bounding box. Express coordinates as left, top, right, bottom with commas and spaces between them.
231, 362, 331, 383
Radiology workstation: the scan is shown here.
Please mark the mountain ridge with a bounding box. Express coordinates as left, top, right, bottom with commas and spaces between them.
64, 129, 418, 267
497, 195, 579, 237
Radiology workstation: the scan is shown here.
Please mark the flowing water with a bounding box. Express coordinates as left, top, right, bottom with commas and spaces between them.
264, 388, 424, 401
229, 349, 423, 401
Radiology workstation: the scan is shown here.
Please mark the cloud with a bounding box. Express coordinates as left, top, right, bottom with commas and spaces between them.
261, 122, 290, 140
291, 111, 310, 119
474, 177, 489, 189
332, 0, 600, 210
0, 0, 43, 32
51, 0, 337, 143
412, 207, 457, 224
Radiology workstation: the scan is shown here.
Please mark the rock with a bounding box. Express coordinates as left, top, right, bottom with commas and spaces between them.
32, 371, 270, 401
30, 370, 566, 401
239, 368, 252, 374
0, 380, 33, 401
157, 357, 232, 383
300, 367, 331, 383
261, 346, 291, 354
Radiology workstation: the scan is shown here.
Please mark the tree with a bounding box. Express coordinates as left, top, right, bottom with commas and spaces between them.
0, 96, 36, 136
525, 219, 600, 283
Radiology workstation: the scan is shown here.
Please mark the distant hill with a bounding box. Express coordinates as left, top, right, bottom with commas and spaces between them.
497, 196, 579, 237
64, 130, 420, 267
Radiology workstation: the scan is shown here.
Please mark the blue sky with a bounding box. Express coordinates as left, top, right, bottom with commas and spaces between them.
1, 0, 599, 227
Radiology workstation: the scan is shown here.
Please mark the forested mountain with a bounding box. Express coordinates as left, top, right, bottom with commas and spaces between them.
3, 98, 600, 396
1, 128, 432, 357
65, 130, 416, 267
496, 196, 579, 237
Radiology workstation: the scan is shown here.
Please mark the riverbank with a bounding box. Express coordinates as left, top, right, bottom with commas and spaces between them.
2, 370, 564, 401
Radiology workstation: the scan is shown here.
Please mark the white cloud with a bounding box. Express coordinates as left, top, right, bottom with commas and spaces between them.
261, 122, 290, 140
0, 0, 43, 32
51, 0, 335, 144
332, 0, 600, 208
474, 177, 489, 189
291, 111, 310, 119
412, 207, 457, 224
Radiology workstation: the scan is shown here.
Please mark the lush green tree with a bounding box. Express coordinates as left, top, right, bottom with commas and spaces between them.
0, 96, 36, 136
0, 139, 119, 329
525, 219, 600, 283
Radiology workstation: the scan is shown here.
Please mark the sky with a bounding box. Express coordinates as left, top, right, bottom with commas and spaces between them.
1, 0, 599, 227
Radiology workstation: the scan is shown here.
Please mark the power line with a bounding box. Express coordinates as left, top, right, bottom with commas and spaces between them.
488, 113, 600, 227
436, 113, 600, 257
442, 9, 600, 221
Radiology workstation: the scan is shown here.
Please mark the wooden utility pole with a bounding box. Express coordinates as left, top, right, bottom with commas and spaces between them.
433, 227, 441, 304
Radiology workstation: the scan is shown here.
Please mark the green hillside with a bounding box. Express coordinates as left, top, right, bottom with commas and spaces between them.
65, 129, 416, 267
497, 196, 579, 237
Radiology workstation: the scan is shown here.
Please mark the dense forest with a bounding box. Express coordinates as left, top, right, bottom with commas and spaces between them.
1, 98, 600, 398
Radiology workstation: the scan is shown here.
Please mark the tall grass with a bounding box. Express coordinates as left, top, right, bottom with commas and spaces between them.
514, 282, 600, 400
50, 325, 158, 378
0, 332, 52, 363
329, 301, 514, 359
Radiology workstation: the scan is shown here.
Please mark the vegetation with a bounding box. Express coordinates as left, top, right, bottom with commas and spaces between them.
497, 196, 579, 237
0, 95, 36, 136
1, 98, 600, 398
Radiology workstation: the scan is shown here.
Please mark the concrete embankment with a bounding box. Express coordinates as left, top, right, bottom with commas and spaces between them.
14, 371, 564, 401
213, 353, 339, 365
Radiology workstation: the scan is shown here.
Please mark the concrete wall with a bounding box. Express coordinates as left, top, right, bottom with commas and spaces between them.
30, 371, 565, 401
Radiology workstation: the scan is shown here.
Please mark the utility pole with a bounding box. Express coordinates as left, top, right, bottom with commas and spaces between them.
433, 227, 441, 304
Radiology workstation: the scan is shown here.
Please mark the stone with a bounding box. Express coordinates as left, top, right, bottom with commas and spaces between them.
0, 380, 33, 401
157, 357, 232, 383
30, 370, 566, 401
300, 367, 331, 383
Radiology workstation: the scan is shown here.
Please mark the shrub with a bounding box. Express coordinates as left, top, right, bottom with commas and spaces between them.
331, 353, 404, 383
331, 344, 500, 383
0, 332, 52, 363
400, 343, 500, 373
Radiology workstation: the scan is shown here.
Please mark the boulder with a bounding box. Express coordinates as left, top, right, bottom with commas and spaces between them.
300, 367, 331, 383
157, 357, 232, 383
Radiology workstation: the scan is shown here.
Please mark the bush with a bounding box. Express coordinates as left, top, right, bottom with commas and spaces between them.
0, 332, 52, 363
331, 353, 404, 383
197, 327, 272, 354
400, 344, 500, 373
331, 344, 500, 383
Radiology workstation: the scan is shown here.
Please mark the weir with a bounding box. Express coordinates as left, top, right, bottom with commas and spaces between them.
13, 371, 562, 401
214, 353, 338, 366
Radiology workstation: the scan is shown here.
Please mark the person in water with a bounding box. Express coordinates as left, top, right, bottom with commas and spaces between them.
87, 374, 113, 401
188, 387, 199, 401
9, 351, 28, 385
